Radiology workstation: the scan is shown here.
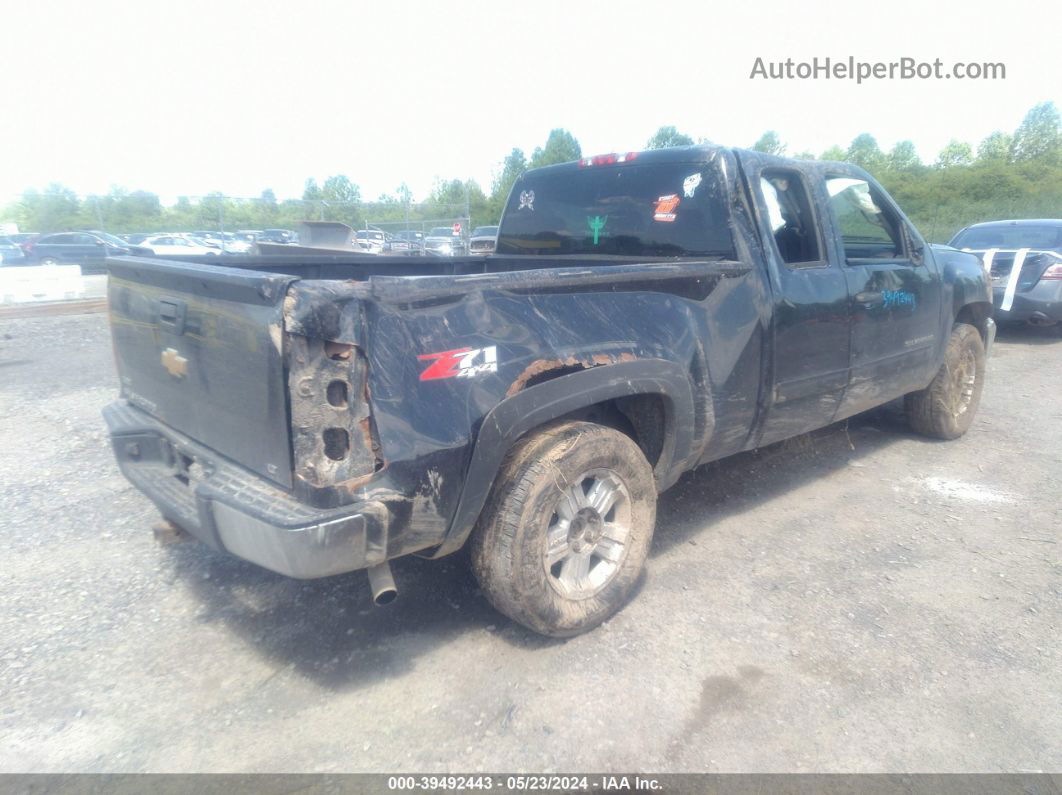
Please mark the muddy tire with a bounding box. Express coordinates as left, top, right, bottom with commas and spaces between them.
905, 323, 985, 440
471, 421, 656, 637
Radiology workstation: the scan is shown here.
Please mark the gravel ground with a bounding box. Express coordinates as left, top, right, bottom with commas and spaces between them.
0, 313, 1059, 773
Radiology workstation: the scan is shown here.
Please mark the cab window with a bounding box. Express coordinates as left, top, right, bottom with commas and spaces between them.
759, 170, 822, 267
826, 176, 904, 260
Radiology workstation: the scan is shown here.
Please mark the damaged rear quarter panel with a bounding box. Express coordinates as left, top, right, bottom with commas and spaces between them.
283, 249, 769, 558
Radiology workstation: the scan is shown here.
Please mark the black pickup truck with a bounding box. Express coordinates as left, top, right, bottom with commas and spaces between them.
103, 146, 994, 636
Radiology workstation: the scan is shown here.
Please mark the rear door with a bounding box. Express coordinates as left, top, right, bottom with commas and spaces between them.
71, 232, 104, 265
107, 257, 298, 486
38, 233, 77, 262
737, 152, 851, 445
823, 173, 942, 414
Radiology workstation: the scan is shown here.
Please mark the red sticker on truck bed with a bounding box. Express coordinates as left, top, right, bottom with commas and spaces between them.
418, 346, 498, 380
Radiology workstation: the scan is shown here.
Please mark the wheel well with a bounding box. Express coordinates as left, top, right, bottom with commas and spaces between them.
541, 393, 667, 469
956, 302, 992, 342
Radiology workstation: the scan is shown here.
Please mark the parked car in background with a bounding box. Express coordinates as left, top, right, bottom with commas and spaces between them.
131, 235, 220, 257
121, 233, 152, 245
384, 230, 423, 255
424, 226, 466, 256
192, 231, 253, 254
0, 236, 28, 264
258, 228, 297, 244
29, 231, 130, 273
9, 232, 40, 255
355, 229, 386, 254
949, 219, 1062, 327
469, 225, 499, 255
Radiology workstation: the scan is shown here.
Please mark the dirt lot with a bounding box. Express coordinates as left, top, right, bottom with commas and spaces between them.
0, 312, 1059, 773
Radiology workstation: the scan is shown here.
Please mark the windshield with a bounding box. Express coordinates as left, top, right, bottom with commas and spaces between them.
472, 226, 498, 237
429, 227, 455, 237
497, 162, 734, 258
950, 225, 1062, 251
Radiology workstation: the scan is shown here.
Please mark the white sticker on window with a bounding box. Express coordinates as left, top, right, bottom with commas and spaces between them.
683, 173, 702, 198
518, 190, 535, 211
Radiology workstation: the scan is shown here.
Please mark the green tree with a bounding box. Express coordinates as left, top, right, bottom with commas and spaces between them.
15, 184, 81, 232
976, 131, 1012, 163
886, 140, 923, 173
1010, 101, 1062, 164
646, 125, 695, 149
845, 134, 886, 173
257, 189, 278, 226
935, 139, 973, 169
791, 151, 816, 160
751, 130, 786, 156
530, 129, 581, 168
820, 145, 846, 161
322, 175, 361, 205
302, 178, 322, 201
488, 148, 529, 222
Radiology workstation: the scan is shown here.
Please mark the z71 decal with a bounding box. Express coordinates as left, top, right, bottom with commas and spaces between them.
418, 346, 499, 381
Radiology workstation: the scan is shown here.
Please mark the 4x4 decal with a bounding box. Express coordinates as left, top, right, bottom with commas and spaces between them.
418, 346, 498, 381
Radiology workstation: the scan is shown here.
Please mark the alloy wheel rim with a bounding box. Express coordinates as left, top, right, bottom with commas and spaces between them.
543, 468, 632, 600
951, 347, 977, 417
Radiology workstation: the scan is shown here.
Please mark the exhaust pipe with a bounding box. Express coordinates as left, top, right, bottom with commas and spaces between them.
366, 562, 398, 606
1027, 312, 1058, 327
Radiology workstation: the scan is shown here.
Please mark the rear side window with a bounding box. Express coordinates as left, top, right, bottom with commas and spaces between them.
826, 176, 904, 260
42, 234, 74, 244
758, 170, 822, 266
497, 162, 735, 258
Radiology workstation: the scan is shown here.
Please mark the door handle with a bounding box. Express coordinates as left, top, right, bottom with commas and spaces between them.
854, 291, 883, 306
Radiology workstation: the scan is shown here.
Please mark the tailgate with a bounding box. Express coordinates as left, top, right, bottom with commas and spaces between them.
107, 257, 298, 487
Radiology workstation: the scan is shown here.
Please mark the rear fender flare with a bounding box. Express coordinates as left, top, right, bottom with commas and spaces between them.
431, 358, 695, 558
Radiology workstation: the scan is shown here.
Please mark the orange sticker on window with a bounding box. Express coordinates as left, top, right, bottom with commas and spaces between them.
653, 194, 680, 222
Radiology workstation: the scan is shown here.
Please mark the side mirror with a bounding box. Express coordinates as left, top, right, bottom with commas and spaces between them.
906, 226, 925, 265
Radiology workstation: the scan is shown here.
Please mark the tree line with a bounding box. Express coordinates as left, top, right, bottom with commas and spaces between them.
3, 104, 1059, 243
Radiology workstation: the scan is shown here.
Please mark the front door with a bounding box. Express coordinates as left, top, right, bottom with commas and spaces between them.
823, 173, 942, 417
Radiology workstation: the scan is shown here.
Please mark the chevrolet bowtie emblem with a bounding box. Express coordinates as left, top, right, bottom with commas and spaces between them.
161, 347, 188, 378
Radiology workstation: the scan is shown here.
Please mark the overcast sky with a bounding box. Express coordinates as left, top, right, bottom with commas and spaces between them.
4, 0, 1058, 204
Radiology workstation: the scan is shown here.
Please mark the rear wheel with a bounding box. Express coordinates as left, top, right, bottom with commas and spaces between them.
471, 421, 656, 637
905, 323, 985, 440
